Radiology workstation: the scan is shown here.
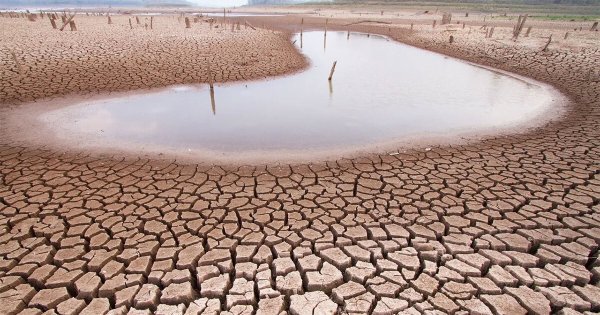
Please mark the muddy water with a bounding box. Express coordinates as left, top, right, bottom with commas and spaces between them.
39, 31, 561, 159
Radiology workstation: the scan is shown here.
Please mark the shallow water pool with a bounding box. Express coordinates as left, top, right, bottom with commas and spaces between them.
38, 31, 561, 160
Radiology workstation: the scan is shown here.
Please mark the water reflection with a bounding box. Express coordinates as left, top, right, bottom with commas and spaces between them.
42, 31, 558, 153
209, 86, 216, 115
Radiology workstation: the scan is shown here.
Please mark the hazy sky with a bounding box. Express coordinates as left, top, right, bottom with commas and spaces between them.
187, 0, 248, 7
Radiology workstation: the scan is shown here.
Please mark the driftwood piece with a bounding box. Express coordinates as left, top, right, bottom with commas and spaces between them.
245, 20, 256, 30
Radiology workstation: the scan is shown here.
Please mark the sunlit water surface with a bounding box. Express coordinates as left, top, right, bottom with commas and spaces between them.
41, 31, 559, 156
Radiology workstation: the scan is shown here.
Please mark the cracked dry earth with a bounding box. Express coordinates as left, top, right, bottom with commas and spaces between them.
1, 15, 600, 315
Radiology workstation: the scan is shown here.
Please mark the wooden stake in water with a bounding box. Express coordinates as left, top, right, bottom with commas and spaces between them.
150, 16, 153, 29
328, 61, 337, 81
210, 85, 216, 115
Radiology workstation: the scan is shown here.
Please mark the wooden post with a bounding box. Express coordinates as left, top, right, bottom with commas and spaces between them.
411, 23, 413, 30
69, 20, 76, 31
185, 17, 191, 28
433, 20, 436, 28
513, 14, 528, 39
50, 18, 56, 29
525, 26, 532, 37
107, 15, 112, 24
542, 35, 552, 52
10, 50, 22, 74
449, 35, 454, 43
129, 18, 132, 29
591, 22, 598, 31
150, 16, 153, 29
136, 16, 140, 24
328, 61, 337, 81
59, 14, 75, 31
564, 32, 569, 39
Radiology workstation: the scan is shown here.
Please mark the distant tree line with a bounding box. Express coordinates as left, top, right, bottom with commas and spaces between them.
0, 0, 192, 6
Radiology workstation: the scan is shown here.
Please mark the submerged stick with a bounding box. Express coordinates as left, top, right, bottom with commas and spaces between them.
328, 61, 337, 81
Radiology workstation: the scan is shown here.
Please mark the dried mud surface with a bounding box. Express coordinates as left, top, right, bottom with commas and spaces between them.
1, 12, 600, 315
0, 15, 306, 105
